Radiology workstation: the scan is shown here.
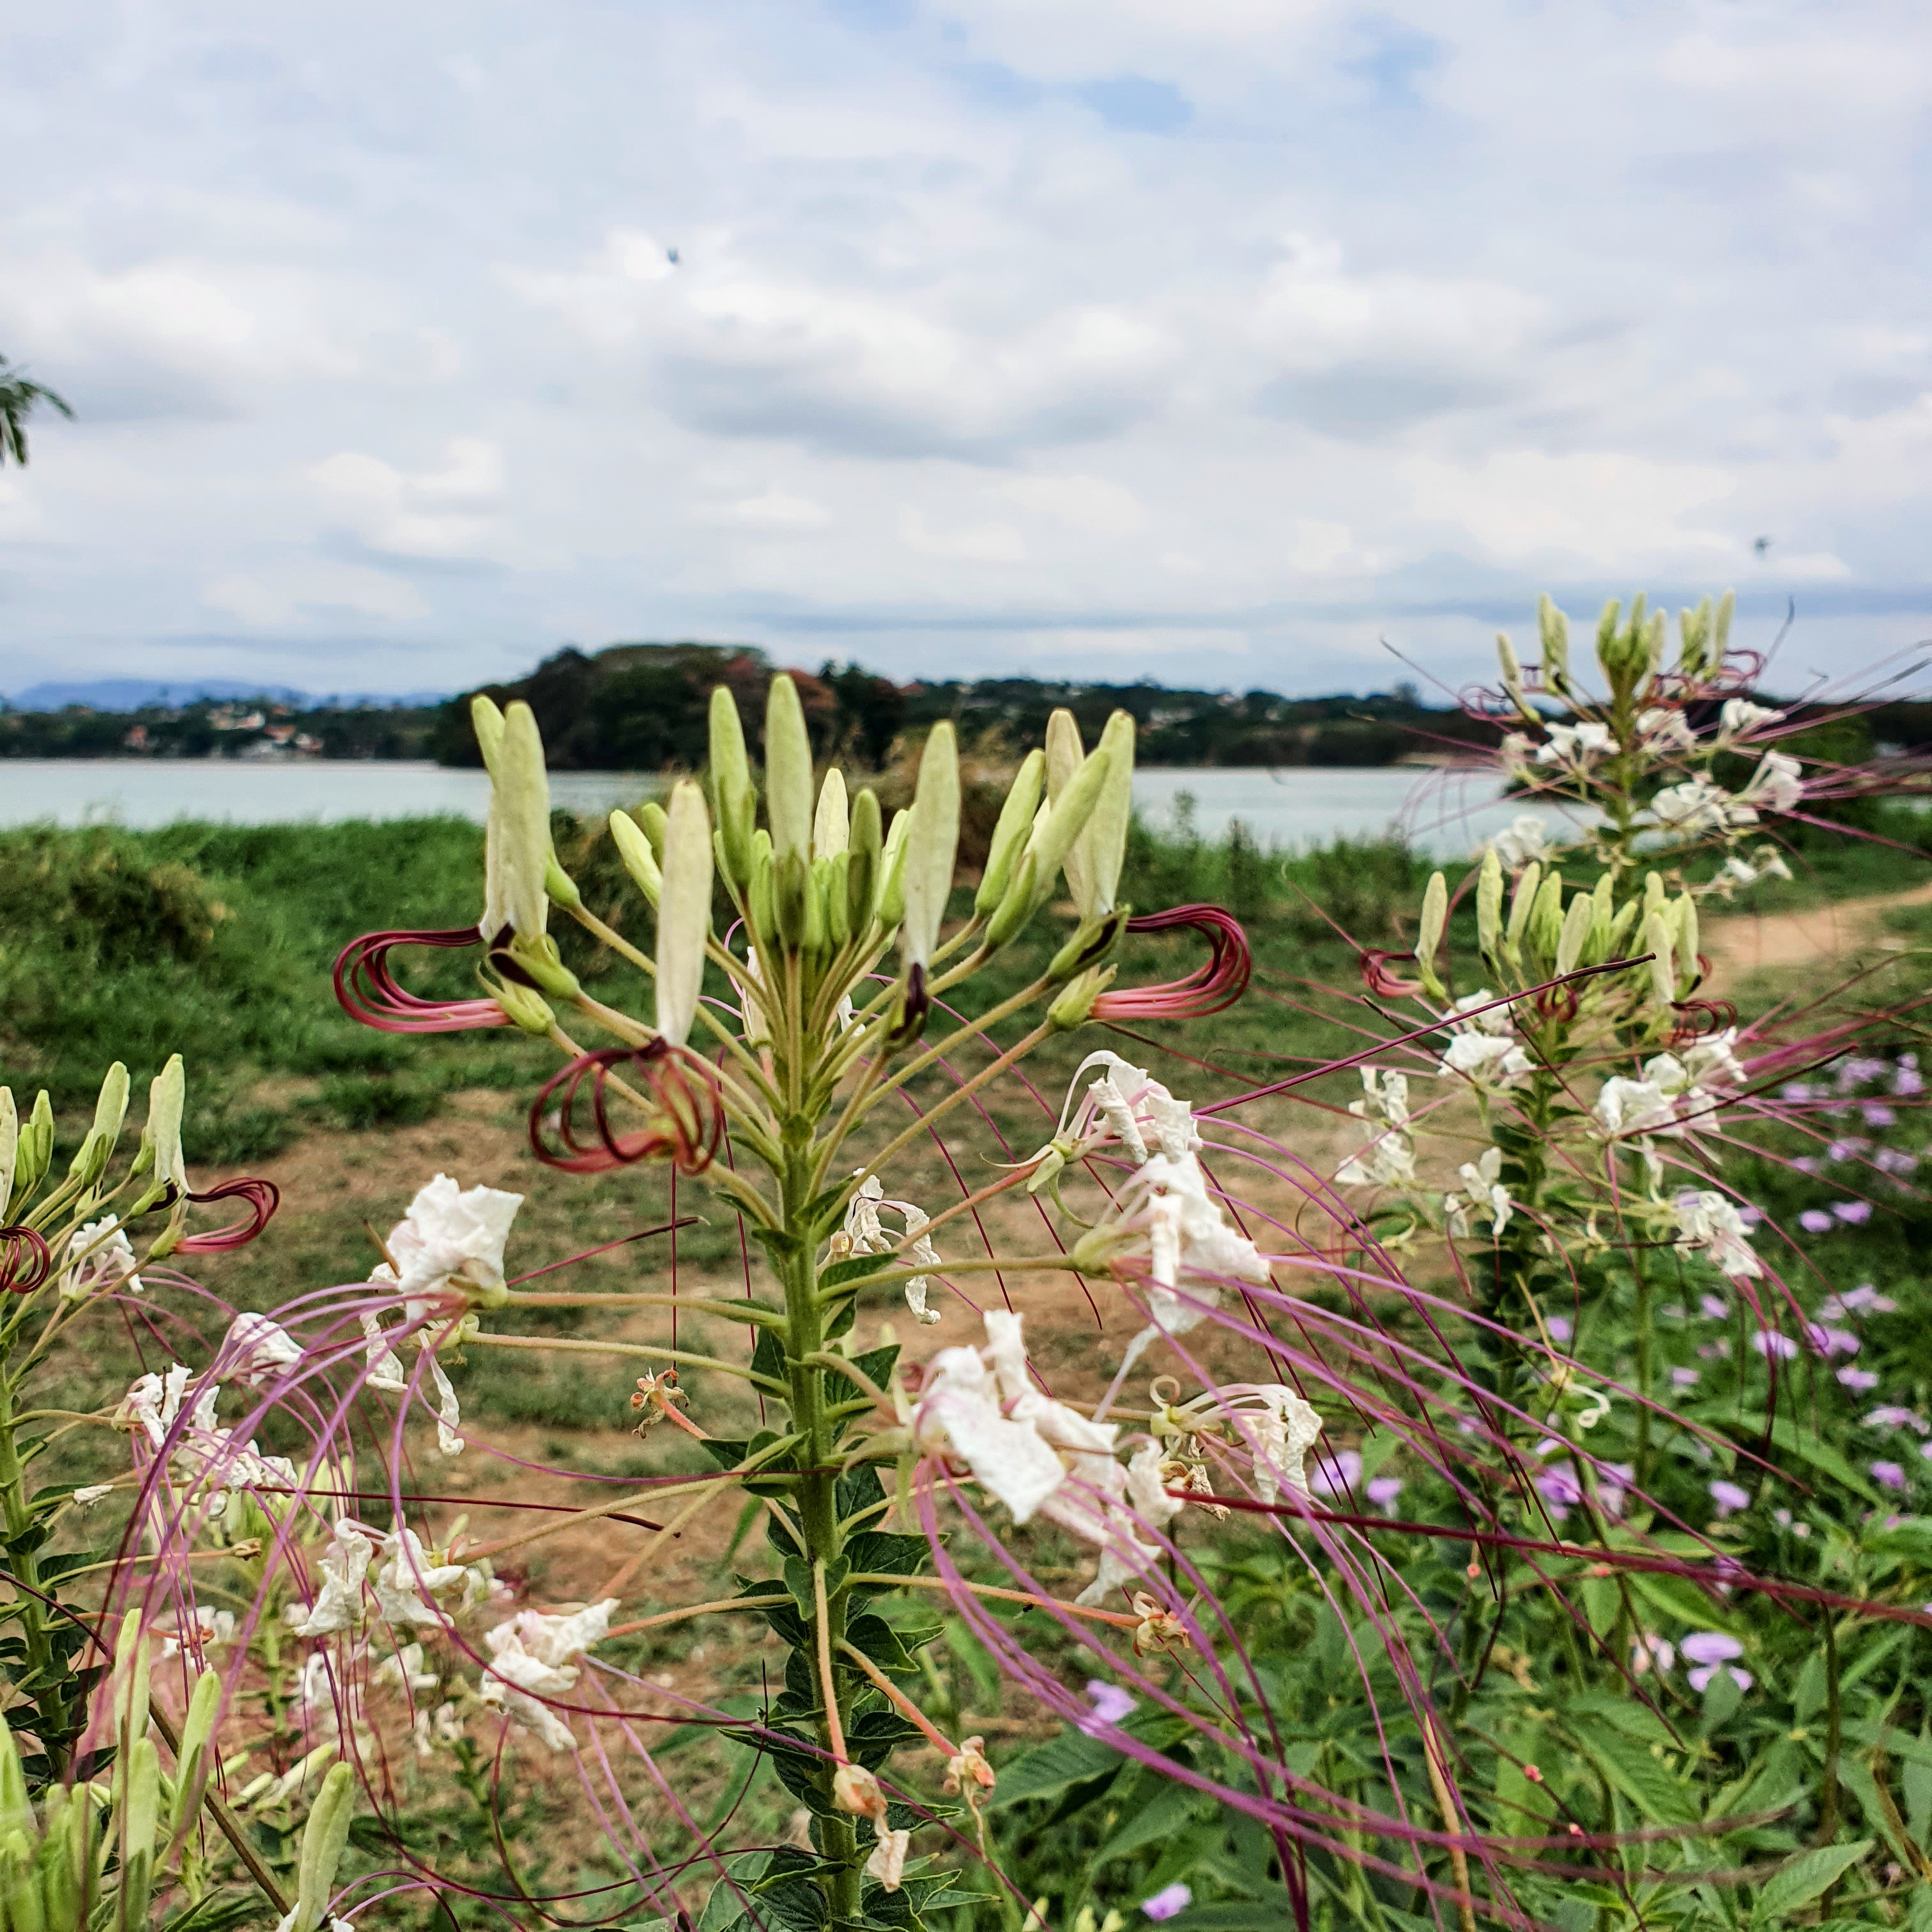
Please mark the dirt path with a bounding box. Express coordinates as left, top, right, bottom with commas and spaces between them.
1702, 879, 1932, 986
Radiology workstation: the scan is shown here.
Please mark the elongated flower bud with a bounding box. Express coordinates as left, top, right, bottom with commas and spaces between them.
708, 687, 757, 886
1587, 872, 1614, 964
137, 1054, 188, 1210
0, 1091, 15, 1224
1676, 893, 1699, 985
1554, 890, 1593, 977
118, 1735, 161, 1928
984, 850, 1038, 949
168, 1667, 222, 1841
1645, 913, 1677, 1007
1496, 631, 1522, 694
1076, 710, 1135, 918
471, 694, 505, 774
847, 788, 882, 932
901, 723, 960, 972
976, 750, 1044, 917
112, 1607, 149, 1750
1643, 610, 1666, 689
1044, 710, 1090, 910
0, 1693, 29, 1847
1538, 595, 1570, 688
609, 810, 661, 906
1678, 599, 1710, 680
1414, 871, 1447, 997
284, 1762, 355, 1932
497, 702, 552, 942
1475, 848, 1504, 960
876, 808, 911, 931
1528, 870, 1565, 966
1506, 861, 1540, 958
70, 1062, 130, 1190
656, 780, 714, 1048
1642, 870, 1667, 930
813, 767, 849, 861
1020, 747, 1112, 919
1593, 598, 1622, 681
14, 1092, 51, 1208
765, 674, 815, 864
1607, 899, 1639, 955
1713, 588, 1735, 662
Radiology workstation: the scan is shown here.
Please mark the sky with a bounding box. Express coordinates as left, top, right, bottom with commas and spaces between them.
3, 0, 1931, 702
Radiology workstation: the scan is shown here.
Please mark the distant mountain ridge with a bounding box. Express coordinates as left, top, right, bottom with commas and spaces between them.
6, 678, 449, 712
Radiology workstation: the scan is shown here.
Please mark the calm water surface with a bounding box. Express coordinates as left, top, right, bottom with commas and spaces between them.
0, 759, 1543, 856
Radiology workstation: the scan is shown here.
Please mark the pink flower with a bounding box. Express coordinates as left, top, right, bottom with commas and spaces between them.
1366, 1475, 1404, 1508
1804, 1324, 1860, 1358
1839, 1367, 1881, 1391
1750, 1331, 1799, 1360
1682, 1631, 1752, 1693
1671, 1367, 1701, 1390
1142, 1884, 1193, 1922
1084, 1680, 1137, 1728
1833, 1200, 1873, 1225
1865, 1407, 1929, 1434
1863, 1103, 1897, 1127
1699, 1294, 1729, 1320
1873, 1460, 1910, 1492
1546, 1315, 1573, 1343
1798, 1209, 1834, 1234
1709, 1479, 1751, 1517
1309, 1448, 1363, 1498
1630, 1634, 1675, 1675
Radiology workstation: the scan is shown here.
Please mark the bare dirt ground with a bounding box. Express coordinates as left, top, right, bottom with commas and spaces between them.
1701, 880, 1932, 986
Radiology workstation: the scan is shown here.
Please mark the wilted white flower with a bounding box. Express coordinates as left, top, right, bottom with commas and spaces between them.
1535, 722, 1619, 768
60, 1216, 143, 1300
1446, 1147, 1513, 1236
1722, 849, 1793, 887
360, 1307, 409, 1392
1487, 814, 1563, 869
1739, 750, 1803, 815
1674, 1191, 1763, 1280
1337, 1133, 1416, 1189
1349, 1066, 1409, 1128
1595, 1077, 1679, 1139
866, 1827, 911, 1892
284, 1521, 375, 1639
222, 1312, 303, 1386
372, 1526, 471, 1630
1635, 709, 1698, 752
374, 1641, 439, 1696
841, 1173, 944, 1326
477, 1598, 617, 1752
1719, 698, 1782, 739
383, 1174, 523, 1305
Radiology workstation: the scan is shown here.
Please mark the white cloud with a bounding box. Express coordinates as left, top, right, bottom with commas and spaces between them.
203, 561, 427, 627
898, 506, 1027, 562
307, 440, 506, 560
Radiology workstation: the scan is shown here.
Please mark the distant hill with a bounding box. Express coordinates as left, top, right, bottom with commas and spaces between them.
6, 678, 448, 712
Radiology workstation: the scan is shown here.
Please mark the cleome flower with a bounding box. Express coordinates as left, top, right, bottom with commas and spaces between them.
478, 1599, 617, 1752
381, 1172, 524, 1307
1534, 722, 1620, 769
1673, 1190, 1763, 1280
838, 1171, 944, 1326
1487, 813, 1565, 870
1438, 993, 1534, 1091
1444, 1147, 1513, 1237
59, 1215, 144, 1300
1337, 1067, 1416, 1190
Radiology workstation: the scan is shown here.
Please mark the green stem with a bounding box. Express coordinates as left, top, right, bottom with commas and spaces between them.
0, 1360, 72, 1776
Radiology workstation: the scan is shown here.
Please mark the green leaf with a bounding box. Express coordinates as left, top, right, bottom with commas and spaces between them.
843, 1531, 930, 1588
1751, 1840, 1872, 1922
1729, 1413, 1880, 1505
1091, 1774, 1203, 1867
1568, 1715, 1695, 1824
818, 1255, 882, 1291
983, 1727, 1125, 1810
1627, 1567, 1734, 1634
751, 1328, 788, 1385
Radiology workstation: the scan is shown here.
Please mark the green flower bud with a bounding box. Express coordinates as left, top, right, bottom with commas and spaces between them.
876, 808, 911, 933
1586, 872, 1615, 964
748, 842, 779, 954
1593, 597, 1622, 678
13, 1093, 52, 1208
1554, 890, 1593, 977
1538, 595, 1571, 688
70, 1062, 130, 1190
1607, 899, 1640, 956
118, 1735, 161, 1928
825, 852, 851, 949
901, 723, 960, 972
1643, 609, 1666, 688
1641, 870, 1667, 930
1676, 893, 1699, 985
493, 978, 555, 1035
1506, 862, 1541, 959
41, 1786, 83, 1929
656, 779, 714, 1048
1415, 871, 1447, 998
1044, 710, 1090, 909
1496, 631, 1522, 693
289, 1762, 356, 1932
813, 768, 849, 860
708, 687, 757, 887
1022, 746, 1112, 916
1713, 588, 1735, 663
1475, 848, 1505, 960
984, 850, 1038, 950
847, 788, 882, 933
1075, 711, 1135, 918
112, 1608, 149, 1754
774, 848, 809, 951
145, 1055, 188, 1201
487, 702, 552, 944
503, 933, 579, 1000
471, 694, 506, 775
0, 1686, 29, 1848
1645, 913, 1677, 1008
976, 749, 1044, 917
764, 674, 815, 865
609, 810, 662, 907
3, 1828, 41, 1932
638, 799, 669, 858
0, 1090, 15, 1224
1048, 910, 1127, 984
168, 1667, 222, 1841
1528, 871, 1565, 967
1048, 963, 1117, 1031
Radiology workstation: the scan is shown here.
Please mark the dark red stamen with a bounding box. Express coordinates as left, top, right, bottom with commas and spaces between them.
0, 1228, 50, 1294
531, 1040, 723, 1177
1094, 906, 1253, 1020
176, 1177, 281, 1253
334, 928, 510, 1033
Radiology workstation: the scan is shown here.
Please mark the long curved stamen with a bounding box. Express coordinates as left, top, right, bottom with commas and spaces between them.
530, 1041, 723, 1176
176, 1177, 281, 1252
1092, 906, 1252, 1019
334, 928, 512, 1032
0, 1227, 50, 1293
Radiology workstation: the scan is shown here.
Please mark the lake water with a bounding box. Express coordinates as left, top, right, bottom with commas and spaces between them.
0, 758, 1542, 856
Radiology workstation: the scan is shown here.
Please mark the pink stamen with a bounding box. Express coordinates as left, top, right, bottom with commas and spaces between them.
1092, 906, 1252, 1019
334, 927, 511, 1033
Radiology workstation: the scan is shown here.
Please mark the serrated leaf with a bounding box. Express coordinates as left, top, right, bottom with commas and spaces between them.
1568, 1714, 1696, 1825
751, 1328, 788, 1385
844, 1531, 930, 1590
1751, 1839, 1871, 1922
984, 1727, 1125, 1810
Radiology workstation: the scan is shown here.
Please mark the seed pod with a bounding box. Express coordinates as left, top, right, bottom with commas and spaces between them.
1415, 871, 1448, 997
289, 1763, 356, 1932
1075, 711, 1135, 918
901, 723, 961, 972
813, 768, 849, 860
976, 749, 1045, 917
1506, 861, 1541, 958
1538, 595, 1571, 689
656, 779, 714, 1048
1645, 913, 1677, 1008
609, 811, 662, 907
764, 674, 815, 866
847, 788, 882, 932
1554, 890, 1593, 977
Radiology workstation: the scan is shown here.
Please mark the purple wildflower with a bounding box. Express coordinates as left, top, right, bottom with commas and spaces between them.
1791, 1158, 1820, 1176
1864, 1102, 1898, 1127
1631, 1634, 1675, 1675
1535, 1463, 1583, 1522
1827, 1137, 1871, 1161
1834, 1199, 1873, 1224
1142, 1884, 1193, 1922
1841, 1056, 1890, 1088
1895, 1056, 1923, 1096
1750, 1330, 1800, 1360
1083, 1680, 1137, 1728
1681, 1631, 1752, 1692
1865, 1406, 1929, 1434
1782, 1082, 1816, 1102
1798, 1209, 1834, 1234
1839, 1367, 1882, 1391
1671, 1367, 1701, 1390
1804, 1324, 1860, 1357
1699, 1294, 1729, 1321
1876, 1147, 1918, 1175
1873, 1460, 1910, 1492
1309, 1448, 1363, 1498
1698, 1340, 1732, 1360
1709, 1479, 1751, 1517
1365, 1475, 1404, 1508
1837, 1283, 1896, 1313
1545, 1315, 1573, 1343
